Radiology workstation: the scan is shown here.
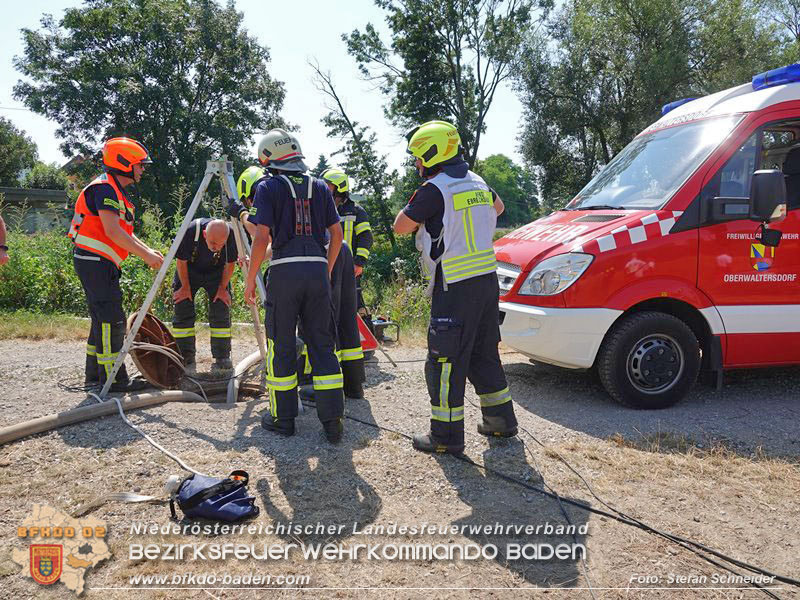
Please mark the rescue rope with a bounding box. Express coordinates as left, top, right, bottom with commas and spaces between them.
87, 391, 206, 475
334, 400, 797, 597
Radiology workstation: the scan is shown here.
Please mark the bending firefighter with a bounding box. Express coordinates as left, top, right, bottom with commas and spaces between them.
68, 137, 164, 391
172, 218, 238, 371
244, 129, 345, 443
320, 167, 374, 328
393, 120, 518, 454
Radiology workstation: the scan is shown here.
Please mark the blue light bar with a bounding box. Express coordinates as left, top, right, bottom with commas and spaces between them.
752, 63, 800, 91
661, 98, 697, 116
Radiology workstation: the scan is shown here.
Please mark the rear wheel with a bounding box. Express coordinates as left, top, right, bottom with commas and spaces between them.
597, 311, 700, 409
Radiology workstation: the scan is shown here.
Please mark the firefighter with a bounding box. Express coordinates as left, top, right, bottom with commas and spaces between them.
172, 218, 238, 371
229, 165, 268, 238
68, 137, 164, 391
393, 120, 518, 454
319, 168, 374, 330
0, 215, 8, 266
298, 241, 365, 401
243, 129, 345, 443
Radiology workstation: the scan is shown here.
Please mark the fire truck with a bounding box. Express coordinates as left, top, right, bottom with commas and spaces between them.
495, 64, 797, 408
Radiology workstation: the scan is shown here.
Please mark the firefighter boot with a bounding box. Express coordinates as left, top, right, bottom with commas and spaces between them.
341, 360, 364, 399
261, 413, 295, 437
212, 358, 233, 371
109, 377, 151, 394
477, 415, 519, 438
322, 418, 343, 444
478, 401, 518, 438
175, 336, 196, 370
412, 432, 465, 455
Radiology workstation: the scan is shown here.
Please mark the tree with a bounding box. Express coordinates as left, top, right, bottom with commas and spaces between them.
344, 0, 535, 167
22, 162, 69, 190
313, 154, 331, 177
0, 117, 38, 187
473, 154, 538, 225
14, 0, 285, 209
311, 62, 398, 249
516, 0, 784, 208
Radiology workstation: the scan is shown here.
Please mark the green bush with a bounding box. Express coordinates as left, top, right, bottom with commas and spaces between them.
22, 162, 69, 190
0, 221, 253, 324
0, 195, 440, 336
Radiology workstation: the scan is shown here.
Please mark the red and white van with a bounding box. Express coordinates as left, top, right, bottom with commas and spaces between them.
495, 64, 797, 408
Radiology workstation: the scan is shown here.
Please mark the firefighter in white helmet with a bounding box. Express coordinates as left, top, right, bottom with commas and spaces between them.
243, 129, 345, 443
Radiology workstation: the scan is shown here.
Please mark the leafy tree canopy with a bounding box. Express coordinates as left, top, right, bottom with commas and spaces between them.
22, 162, 69, 190
0, 117, 38, 187
473, 153, 538, 225
516, 0, 786, 209
313, 154, 331, 177
345, 0, 536, 167
14, 0, 285, 209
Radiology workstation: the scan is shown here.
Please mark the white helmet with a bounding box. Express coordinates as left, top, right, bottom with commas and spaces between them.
257, 128, 307, 172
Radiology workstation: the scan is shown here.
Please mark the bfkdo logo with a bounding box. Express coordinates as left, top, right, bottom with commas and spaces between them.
750, 243, 775, 271
13, 504, 112, 596
30, 544, 62, 585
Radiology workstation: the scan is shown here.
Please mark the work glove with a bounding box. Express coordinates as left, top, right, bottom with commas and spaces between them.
227, 199, 248, 221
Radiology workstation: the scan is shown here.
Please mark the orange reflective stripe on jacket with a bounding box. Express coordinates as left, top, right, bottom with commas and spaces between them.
68, 174, 134, 266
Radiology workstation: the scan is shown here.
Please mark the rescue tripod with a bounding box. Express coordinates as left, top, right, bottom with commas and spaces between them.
98, 157, 269, 403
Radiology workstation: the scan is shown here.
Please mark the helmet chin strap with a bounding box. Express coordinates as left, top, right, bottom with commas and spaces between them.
108, 170, 142, 205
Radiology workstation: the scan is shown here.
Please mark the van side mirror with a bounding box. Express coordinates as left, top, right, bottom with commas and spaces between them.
749, 169, 787, 224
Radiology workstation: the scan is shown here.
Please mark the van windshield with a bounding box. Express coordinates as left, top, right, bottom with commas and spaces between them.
567, 115, 742, 210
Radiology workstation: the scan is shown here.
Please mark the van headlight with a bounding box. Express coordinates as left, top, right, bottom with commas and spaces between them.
518, 253, 594, 296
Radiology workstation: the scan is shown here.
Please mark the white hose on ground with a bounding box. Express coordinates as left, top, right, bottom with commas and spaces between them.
227, 350, 263, 405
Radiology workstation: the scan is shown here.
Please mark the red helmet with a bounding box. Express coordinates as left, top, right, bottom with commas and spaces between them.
102, 137, 153, 174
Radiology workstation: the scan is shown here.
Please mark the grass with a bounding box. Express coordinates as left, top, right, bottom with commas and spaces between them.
0, 310, 256, 341
0, 311, 88, 341
608, 430, 800, 463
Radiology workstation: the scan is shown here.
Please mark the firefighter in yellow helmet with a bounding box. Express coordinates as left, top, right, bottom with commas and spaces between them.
393, 120, 517, 454
68, 137, 164, 391
229, 165, 268, 238
320, 167, 373, 308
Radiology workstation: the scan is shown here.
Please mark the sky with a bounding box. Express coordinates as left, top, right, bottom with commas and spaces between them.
0, 0, 526, 174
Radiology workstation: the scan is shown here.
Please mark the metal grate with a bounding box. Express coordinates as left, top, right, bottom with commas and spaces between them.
571, 214, 624, 222
496, 260, 521, 273
497, 261, 521, 294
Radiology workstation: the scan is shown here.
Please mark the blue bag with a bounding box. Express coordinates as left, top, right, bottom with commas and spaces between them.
170, 470, 259, 522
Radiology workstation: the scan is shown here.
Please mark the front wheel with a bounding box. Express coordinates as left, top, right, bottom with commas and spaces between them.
596, 311, 700, 409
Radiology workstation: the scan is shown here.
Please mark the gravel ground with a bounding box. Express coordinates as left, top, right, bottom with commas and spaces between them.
0, 335, 798, 599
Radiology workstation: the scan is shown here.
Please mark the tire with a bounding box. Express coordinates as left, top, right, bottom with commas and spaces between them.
596, 311, 700, 409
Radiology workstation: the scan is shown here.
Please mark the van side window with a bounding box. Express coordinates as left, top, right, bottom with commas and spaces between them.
703, 133, 758, 200
762, 123, 800, 210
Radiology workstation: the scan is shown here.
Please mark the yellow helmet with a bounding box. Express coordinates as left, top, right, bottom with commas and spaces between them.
320, 167, 349, 194
237, 166, 266, 200
405, 120, 461, 168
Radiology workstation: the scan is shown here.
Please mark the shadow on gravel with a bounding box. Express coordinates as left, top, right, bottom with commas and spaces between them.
434, 437, 590, 588
363, 357, 397, 389
503, 358, 800, 459
257, 398, 383, 544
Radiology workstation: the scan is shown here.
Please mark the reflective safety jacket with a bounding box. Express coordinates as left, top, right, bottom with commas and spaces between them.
68, 174, 134, 267
415, 170, 497, 293
337, 197, 373, 267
